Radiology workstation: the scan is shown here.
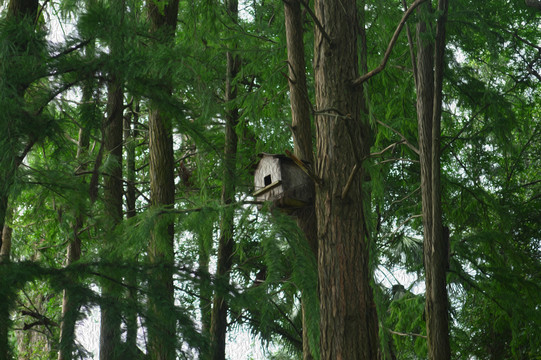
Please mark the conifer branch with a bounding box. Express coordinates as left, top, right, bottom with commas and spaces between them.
352, 0, 428, 87
51, 39, 92, 59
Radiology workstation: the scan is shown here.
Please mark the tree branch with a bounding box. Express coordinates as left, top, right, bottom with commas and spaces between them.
377, 119, 420, 155
402, 0, 418, 86
297, 0, 332, 45
387, 328, 427, 339
351, 0, 428, 87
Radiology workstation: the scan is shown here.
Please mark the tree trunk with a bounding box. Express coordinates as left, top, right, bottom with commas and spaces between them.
57, 127, 88, 360
415, 1, 451, 359
525, 0, 541, 10
124, 101, 138, 353
99, 75, 124, 360
146, 2, 179, 359
0, 1, 39, 358
209, 1, 240, 358
313, 0, 379, 359
283, 2, 318, 359
0, 210, 12, 264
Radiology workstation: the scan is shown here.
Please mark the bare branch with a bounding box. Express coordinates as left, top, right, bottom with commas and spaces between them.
388, 328, 427, 339
377, 119, 420, 155
369, 140, 405, 158
351, 0, 428, 87
296, 0, 333, 45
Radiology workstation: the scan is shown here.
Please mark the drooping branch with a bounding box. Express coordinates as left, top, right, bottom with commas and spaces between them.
351, 0, 428, 87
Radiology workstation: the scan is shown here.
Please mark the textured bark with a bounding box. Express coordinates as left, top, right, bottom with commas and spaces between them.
415, 1, 451, 359
146, 2, 179, 359
0, 2, 39, 359
198, 224, 212, 336
313, 0, 379, 359
209, 1, 240, 358
7, 0, 37, 21
525, 0, 541, 10
99, 77, 124, 360
124, 103, 138, 352
0, 210, 12, 264
283, 2, 317, 359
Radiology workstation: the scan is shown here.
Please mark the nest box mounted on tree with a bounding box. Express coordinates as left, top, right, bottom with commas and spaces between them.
253, 153, 313, 209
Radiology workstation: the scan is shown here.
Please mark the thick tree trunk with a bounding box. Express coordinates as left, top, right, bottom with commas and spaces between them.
99, 76, 124, 360
0, 2, 39, 359
283, 2, 318, 359
313, 0, 379, 359
525, 0, 541, 10
415, 1, 451, 359
146, 2, 179, 359
209, 2, 240, 358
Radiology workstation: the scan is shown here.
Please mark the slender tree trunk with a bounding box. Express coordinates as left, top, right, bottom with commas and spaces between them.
124, 101, 138, 353
99, 75, 124, 360
283, 2, 318, 359
209, 2, 240, 359
146, 2, 179, 359
57, 127, 89, 360
313, 0, 379, 359
415, 1, 451, 359
198, 222, 212, 336
57, 218, 82, 360
0, 209, 12, 264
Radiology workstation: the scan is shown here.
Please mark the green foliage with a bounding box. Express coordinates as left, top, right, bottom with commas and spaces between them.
0, 0, 540, 358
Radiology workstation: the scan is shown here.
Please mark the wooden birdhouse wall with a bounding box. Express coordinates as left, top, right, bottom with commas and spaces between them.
278, 160, 312, 203
254, 155, 283, 202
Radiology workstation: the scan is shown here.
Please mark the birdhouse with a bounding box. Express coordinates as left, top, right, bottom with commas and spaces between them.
253, 153, 313, 209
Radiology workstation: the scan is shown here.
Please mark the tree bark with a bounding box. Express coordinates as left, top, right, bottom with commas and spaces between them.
0, 1, 39, 358
146, 1, 179, 359
525, 0, 541, 10
209, 1, 240, 359
124, 101, 138, 353
0, 210, 12, 264
415, 1, 451, 359
99, 75, 124, 360
57, 126, 88, 360
313, 0, 379, 359
283, 2, 318, 359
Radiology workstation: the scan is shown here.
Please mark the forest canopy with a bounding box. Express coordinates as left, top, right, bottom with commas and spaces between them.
0, 0, 539, 359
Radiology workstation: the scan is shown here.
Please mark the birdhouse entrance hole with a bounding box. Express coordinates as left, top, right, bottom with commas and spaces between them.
264, 175, 272, 186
